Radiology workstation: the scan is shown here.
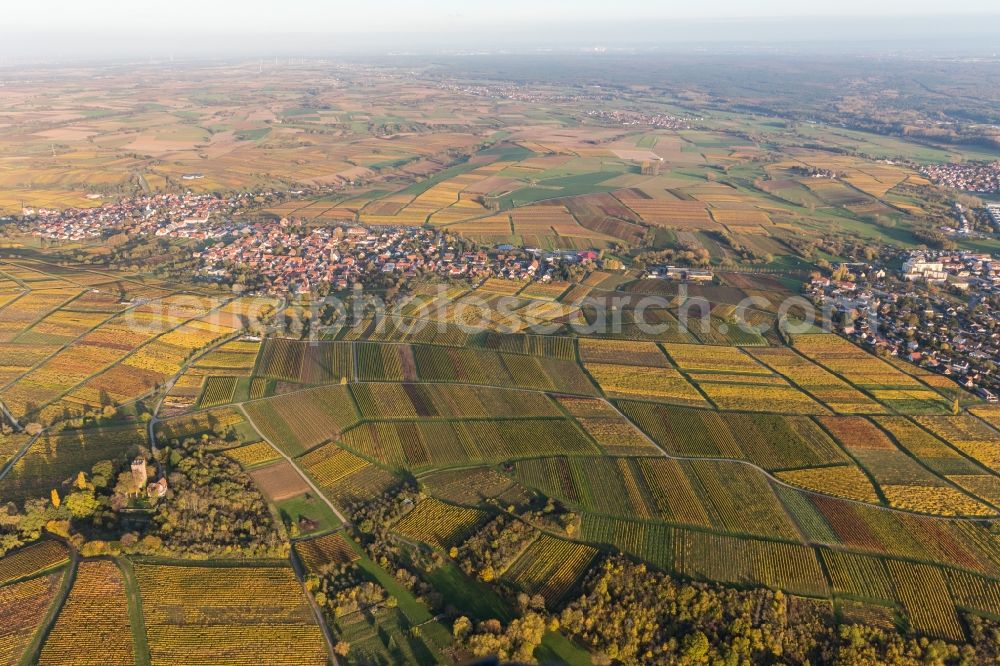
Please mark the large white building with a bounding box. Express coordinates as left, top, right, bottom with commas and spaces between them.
987, 204, 1000, 228
902, 256, 947, 283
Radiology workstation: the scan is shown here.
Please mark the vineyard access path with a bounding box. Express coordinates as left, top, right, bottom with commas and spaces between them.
288, 547, 341, 666
0, 431, 41, 482
236, 402, 350, 526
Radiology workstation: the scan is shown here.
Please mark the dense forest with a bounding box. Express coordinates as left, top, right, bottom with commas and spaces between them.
560, 557, 1000, 666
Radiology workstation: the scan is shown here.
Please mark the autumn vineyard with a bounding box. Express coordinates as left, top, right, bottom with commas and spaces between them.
3, 42, 1000, 666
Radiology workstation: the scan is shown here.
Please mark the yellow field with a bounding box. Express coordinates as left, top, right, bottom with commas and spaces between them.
39, 560, 133, 666
135, 563, 327, 666
225, 442, 280, 469
663, 343, 771, 374
585, 362, 707, 405
776, 465, 880, 502
697, 381, 827, 414
393, 498, 487, 550
881, 485, 995, 517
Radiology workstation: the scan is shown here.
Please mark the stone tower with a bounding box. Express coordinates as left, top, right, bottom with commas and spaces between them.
130, 458, 148, 492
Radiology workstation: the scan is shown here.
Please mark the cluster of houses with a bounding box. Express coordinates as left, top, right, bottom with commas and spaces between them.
921, 162, 1000, 193
945, 202, 976, 237
439, 82, 584, 104
901, 251, 1000, 290
28, 192, 267, 241
584, 109, 690, 130
196, 220, 600, 295
807, 251, 1000, 399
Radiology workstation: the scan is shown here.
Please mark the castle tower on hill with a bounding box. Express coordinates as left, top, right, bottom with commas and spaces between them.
131, 458, 148, 491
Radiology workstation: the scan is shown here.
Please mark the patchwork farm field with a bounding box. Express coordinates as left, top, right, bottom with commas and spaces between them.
1, 259, 998, 658
194, 325, 999, 648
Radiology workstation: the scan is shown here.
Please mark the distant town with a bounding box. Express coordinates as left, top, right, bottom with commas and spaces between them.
196, 222, 602, 294
15, 191, 610, 295
922, 161, 1000, 194
808, 249, 1000, 400
583, 109, 691, 130
25, 192, 273, 241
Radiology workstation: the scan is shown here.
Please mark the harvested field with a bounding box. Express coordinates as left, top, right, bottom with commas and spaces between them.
249, 460, 311, 501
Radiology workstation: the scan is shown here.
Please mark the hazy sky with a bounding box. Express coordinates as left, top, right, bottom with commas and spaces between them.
6, 0, 999, 33
1, 1, 997, 59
